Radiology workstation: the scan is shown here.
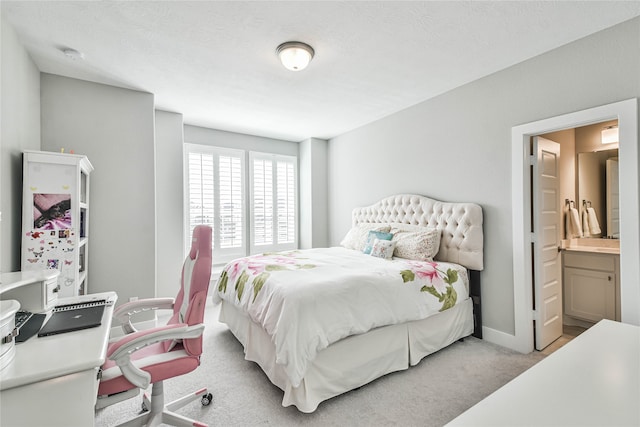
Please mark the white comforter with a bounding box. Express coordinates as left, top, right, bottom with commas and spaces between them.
214, 247, 469, 387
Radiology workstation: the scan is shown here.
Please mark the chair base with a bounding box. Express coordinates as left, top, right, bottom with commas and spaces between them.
114, 381, 211, 427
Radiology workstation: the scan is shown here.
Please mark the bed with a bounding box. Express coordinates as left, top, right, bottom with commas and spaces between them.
213, 194, 483, 413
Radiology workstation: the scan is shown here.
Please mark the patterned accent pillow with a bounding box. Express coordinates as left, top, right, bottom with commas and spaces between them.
340, 224, 391, 251
363, 230, 394, 254
391, 228, 441, 261
370, 239, 396, 259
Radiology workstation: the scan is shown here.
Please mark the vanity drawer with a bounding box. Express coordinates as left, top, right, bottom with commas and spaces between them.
563, 252, 616, 271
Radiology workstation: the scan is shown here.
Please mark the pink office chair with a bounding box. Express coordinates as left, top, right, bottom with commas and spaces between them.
96, 225, 213, 427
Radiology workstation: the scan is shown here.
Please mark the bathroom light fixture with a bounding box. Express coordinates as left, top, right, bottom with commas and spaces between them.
601, 125, 618, 144
276, 41, 314, 71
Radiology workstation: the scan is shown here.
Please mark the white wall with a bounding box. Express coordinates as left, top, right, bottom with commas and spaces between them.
155, 110, 185, 298
0, 17, 41, 273
299, 138, 328, 248
40, 74, 156, 306
327, 17, 640, 337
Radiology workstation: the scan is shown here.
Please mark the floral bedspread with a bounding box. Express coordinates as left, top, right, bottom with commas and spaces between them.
214, 247, 469, 387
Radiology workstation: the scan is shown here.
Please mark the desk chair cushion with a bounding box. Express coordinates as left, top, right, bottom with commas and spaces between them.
99, 339, 199, 395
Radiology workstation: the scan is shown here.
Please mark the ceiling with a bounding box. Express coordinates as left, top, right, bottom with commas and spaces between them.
3, 1, 639, 142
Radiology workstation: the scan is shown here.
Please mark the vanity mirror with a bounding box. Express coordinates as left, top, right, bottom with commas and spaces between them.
577, 148, 619, 238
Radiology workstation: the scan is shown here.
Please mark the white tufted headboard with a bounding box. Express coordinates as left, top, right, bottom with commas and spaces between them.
352, 194, 484, 271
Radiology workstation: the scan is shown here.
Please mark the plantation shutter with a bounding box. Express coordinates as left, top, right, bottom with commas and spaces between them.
250, 152, 297, 253
185, 144, 245, 263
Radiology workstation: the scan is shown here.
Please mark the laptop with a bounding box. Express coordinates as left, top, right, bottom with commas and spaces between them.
38, 305, 105, 337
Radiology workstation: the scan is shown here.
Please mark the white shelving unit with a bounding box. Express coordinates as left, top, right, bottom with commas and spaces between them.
21, 150, 93, 298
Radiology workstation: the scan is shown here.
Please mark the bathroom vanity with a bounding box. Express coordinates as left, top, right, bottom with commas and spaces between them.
562, 239, 620, 325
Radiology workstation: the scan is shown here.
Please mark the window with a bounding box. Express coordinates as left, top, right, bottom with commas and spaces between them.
184, 144, 245, 264
250, 152, 297, 253
185, 144, 298, 265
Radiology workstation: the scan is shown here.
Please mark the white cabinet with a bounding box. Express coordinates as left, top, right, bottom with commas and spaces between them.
21, 150, 93, 298
563, 251, 620, 323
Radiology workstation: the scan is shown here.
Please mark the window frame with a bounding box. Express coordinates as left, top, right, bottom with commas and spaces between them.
184, 144, 299, 266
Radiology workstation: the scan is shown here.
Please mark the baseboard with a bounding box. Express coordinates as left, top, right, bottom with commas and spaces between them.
563, 315, 595, 329
481, 326, 528, 353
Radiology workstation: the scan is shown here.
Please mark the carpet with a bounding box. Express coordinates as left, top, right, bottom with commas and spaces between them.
95, 302, 545, 427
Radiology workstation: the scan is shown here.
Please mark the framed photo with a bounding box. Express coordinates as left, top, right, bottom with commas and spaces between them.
33, 193, 71, 230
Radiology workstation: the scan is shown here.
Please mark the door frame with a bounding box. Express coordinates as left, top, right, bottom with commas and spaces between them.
511, 98, 639, 353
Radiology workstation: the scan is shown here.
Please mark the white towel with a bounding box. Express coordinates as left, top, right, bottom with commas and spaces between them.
587, 207, 601, 235
582, 209, 591, 237
566, 207, 583, 238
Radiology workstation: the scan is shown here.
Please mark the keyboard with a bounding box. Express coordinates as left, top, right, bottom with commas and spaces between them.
15, 310, 34, 330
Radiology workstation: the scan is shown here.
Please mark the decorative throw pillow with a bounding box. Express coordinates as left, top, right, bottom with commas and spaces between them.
392, 228, 441, 261
362, 230, 394, 254
370, 239, 396, 260
340, 224, 391, 251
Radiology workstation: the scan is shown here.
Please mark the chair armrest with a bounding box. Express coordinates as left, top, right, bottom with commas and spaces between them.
107, 323, 205, 390
113, 297, 175, 334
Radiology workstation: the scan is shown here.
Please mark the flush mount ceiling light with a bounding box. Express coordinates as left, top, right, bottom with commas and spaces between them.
276, 41, 314, 71
61, 47, 85, 60
601, 125, 619, 144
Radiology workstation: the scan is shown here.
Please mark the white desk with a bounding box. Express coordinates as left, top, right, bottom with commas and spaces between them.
447, 319, 640, 426
0, 292, 117, 427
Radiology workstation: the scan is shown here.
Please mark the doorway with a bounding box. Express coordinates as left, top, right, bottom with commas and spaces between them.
510, 98, 639, 353
534, 122, 619, 352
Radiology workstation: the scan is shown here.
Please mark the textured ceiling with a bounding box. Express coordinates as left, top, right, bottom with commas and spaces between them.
2, 1, 639, 142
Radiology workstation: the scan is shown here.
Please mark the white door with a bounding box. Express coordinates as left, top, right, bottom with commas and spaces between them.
606, 158, 620, 238
533, 136, 562, 350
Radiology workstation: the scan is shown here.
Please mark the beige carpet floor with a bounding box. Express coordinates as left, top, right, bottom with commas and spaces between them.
95, 302, 545, 427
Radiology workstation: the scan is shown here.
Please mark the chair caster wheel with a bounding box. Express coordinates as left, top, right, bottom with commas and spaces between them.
201, 393, 213, 406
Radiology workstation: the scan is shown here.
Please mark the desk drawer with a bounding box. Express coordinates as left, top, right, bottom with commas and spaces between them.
45, 277, 59, 308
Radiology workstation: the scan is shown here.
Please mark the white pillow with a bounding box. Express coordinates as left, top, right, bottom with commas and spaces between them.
391, 227, 441, 261
340, 223, 391, 251
370, 239, 396, 260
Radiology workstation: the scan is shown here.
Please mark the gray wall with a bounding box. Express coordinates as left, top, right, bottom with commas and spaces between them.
40, 74, 156, 306
1, 17, 41, 273
155, 110, 185, 298
299, 138, 328, 248
184, 125, 298, 156
327, 17, 640, 336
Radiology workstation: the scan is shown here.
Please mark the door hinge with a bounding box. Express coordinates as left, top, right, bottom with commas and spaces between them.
529, 155, 535, 165
532, 309, 539, 321
530, 233, 537, 243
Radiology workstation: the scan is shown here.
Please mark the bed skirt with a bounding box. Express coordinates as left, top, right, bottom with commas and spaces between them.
219, 297, 474, 413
